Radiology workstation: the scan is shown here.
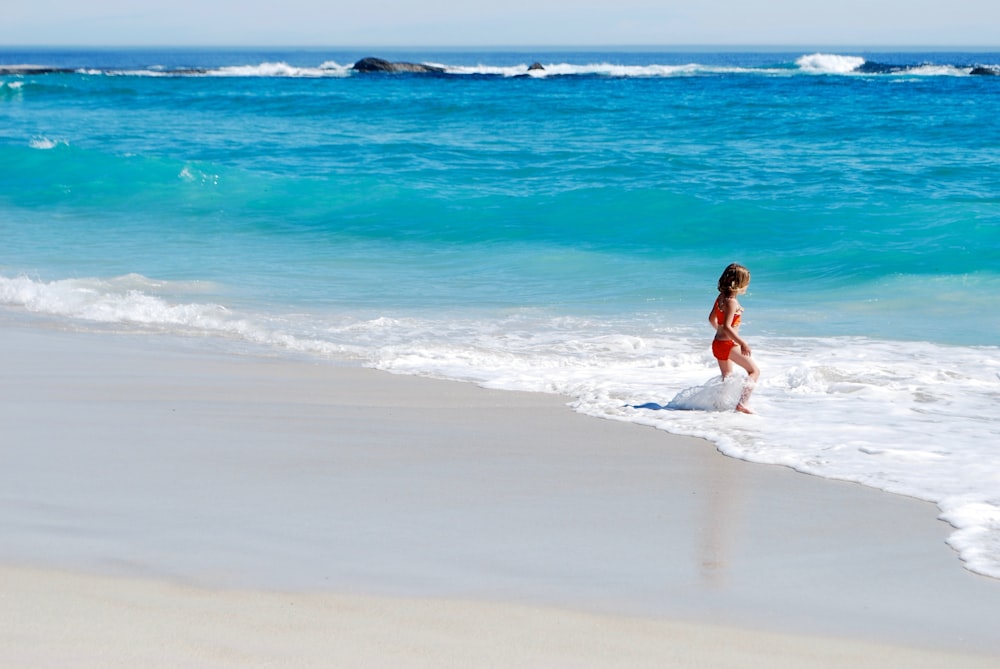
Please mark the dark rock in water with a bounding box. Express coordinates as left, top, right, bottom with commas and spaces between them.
854, 61, 909, 74
0, 65, 76, 75
528, 62, 545, 71
352, 57, 445, 74
970, 66, 999, 76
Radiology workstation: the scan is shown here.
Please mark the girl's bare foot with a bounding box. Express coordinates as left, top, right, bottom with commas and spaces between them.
735, 403, 755, 414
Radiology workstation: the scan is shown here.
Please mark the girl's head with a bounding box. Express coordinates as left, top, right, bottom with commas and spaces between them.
718, 263, 751, 297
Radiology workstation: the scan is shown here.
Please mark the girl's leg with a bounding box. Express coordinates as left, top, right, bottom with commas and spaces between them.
727, 349, 760, 413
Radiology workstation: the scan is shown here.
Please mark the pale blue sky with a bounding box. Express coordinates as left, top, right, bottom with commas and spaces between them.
3, 0, 998, 47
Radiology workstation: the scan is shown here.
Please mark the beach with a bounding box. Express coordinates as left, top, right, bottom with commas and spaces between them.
5, 48, 1000, 582
2, 312, 1000, 667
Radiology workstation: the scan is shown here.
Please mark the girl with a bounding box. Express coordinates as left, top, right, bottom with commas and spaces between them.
709, 263, 760, 413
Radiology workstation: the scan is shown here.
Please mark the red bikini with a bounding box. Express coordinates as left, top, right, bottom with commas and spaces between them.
712, 297, 743, 361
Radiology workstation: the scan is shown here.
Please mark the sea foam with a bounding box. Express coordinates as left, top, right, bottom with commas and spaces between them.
209, 61, 351, 78
28, 136, 65, 150
795, 53, 866, 74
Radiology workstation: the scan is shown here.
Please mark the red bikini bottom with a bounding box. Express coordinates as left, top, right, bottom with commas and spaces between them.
712, 338, 736, 361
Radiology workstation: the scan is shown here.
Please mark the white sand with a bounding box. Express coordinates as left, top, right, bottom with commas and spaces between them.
4, 565, 998, 669
2, 312, 1000, 666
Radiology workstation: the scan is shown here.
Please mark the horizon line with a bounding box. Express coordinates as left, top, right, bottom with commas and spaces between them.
2, 44, 999, 52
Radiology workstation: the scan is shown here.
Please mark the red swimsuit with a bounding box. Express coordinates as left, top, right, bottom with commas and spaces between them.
712, 297, 742, 361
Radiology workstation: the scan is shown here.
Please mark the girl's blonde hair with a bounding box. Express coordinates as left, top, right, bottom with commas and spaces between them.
718, 263, 750, 297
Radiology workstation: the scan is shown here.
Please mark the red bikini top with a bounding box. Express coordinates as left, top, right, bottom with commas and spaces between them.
714, 297, 742, 327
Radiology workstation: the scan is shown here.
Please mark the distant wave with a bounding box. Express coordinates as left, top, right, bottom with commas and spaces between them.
4, 55, 998, 79
28, 136, 66, 150
795, 53, 866, 73
75, 61, 354, 78
0, 273, 354, 357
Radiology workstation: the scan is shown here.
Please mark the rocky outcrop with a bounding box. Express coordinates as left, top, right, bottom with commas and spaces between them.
528, 62, 545, 71
0, 65, 76, 75
854, 61, 907, 74
970, 66, 999, 76
352, 57, 445, 74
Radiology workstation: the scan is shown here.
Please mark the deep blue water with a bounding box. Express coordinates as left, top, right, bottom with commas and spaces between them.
3, 49, 998, 339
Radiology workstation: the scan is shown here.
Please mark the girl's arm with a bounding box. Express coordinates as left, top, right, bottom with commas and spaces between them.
719, 299, 751, 354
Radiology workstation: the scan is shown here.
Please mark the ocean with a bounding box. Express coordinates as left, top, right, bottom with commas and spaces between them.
2, 47, 998, 579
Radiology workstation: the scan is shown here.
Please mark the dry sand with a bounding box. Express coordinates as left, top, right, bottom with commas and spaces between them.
2, 313, 999, 667
5, 565, 998, 669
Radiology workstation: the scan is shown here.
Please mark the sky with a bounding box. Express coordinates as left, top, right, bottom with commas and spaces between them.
2, 0, 999, 47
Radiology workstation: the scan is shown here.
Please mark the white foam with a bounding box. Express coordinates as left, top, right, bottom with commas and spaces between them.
666, 375, 747, 412
2, 274, 224, 326
28, 136, 66, 150
209, 61, 351, 78
904, 64, 971, 77
318, 60, 352, 75
796, 53, 865, 74
108, 69, 172, 78
0, 274, 354, 356
95, 62, 353, 78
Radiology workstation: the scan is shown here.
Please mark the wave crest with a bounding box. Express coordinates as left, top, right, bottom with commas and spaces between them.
795, 53, 865, 74
28, 136, 66, 150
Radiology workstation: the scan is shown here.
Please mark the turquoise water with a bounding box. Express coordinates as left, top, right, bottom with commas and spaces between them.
2, 49, 999, 577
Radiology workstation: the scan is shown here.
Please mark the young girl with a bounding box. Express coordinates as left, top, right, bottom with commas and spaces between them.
709, 263, 760, 413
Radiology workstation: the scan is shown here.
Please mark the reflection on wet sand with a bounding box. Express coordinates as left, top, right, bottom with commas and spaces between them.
698, 450, 742, 587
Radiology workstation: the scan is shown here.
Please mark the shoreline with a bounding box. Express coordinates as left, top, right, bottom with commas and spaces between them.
2, 312, 1000, 664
